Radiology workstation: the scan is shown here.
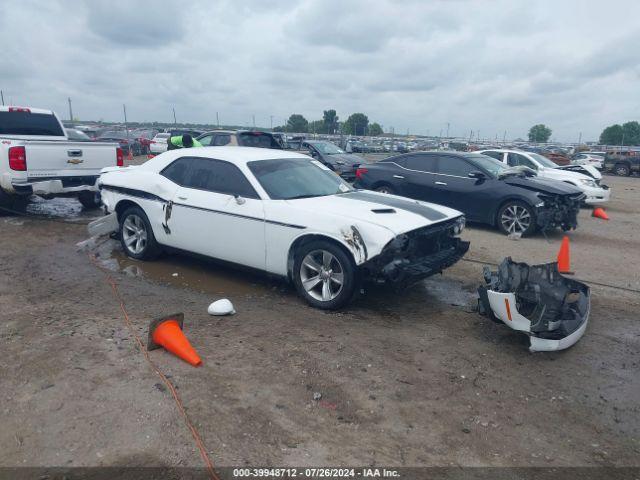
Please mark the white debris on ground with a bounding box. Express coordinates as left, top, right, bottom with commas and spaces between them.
208, 299, 236, 316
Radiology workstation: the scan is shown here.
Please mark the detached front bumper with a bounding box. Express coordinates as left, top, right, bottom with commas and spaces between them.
477, 258, 590, 352
536, 193, 584, 231
362, 217, 470, 288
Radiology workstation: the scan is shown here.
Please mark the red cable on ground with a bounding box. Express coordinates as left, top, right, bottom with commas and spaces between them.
89, 254, 219, 480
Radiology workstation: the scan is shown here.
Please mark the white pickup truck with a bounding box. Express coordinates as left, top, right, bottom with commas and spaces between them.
0, 106, 123, 211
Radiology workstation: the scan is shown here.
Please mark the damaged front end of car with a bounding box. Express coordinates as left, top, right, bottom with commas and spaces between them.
477, 257, 590, 352
361, 216, 469, 289
536, 193, 584, 232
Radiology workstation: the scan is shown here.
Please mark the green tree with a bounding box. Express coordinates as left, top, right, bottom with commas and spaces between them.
308, 120, 325, 134
369, 122, 383, 136
323, 109, 339, 134
528, 124, 552, 142
599, 124, 623, 145
622, 121, 640, 145
286, 114, 308, 133
343, 113, 369, 136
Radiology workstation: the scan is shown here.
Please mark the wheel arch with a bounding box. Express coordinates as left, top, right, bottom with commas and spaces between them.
114, 198, 142, 221
286, 233, 357, 282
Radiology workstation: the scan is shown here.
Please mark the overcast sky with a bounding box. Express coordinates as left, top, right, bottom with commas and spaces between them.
1, 0, 639, 141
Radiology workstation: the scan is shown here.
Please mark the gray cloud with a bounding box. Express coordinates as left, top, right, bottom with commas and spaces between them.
1, 0, 639, 141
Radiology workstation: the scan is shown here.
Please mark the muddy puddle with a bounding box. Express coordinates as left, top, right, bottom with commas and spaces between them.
93, 239, 285, 298
87, 238, 477, 309
24, 196, 101, 222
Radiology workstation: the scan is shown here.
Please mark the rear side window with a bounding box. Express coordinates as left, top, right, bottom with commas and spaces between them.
238, 132, 281, 149
198, 134, 213, 146
161, 157, 192, 185
404, 155, 438, 172
507, 153, 536, 169
438, 156, 474, 176
0, 111, 64, 136
162, 157, 258, 198
482, 151, 504, 161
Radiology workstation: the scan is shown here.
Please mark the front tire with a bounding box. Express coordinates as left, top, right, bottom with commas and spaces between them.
497, 201, 536, 236
293, 240, 357, 310
78, 191, 102, 209
119, 206, 160, 260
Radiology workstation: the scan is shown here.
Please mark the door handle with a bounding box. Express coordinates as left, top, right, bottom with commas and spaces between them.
435, 181, 448, 186
393, 175, 405, 179
177, 196, 187, 201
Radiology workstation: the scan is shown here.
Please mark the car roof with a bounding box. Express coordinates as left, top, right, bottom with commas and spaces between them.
477, 149, 526, 153
0, 106, 53, 115
146, 146, 308, 171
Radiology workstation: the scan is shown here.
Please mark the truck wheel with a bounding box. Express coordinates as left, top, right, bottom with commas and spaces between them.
614, 163, 630, 176
293, 240, 357, 310
375, 184, 396, 194
78, 191, 102, 209
119, 206, 161, 260
0, 189, 29, 214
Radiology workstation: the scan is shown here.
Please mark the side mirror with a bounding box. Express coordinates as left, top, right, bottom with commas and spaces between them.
234, 195, 246, 205
468, 171, 486, 180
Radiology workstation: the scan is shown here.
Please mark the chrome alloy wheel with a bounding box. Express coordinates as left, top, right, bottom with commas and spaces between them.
500, 204, 532, 234
122, 214, 148, 255
299, 249, 345, 302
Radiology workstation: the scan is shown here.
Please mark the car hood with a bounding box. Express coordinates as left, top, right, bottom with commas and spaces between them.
557, 164, 602, 180
538, 167, 592, 182
501, 175, 583, 195
283, 190, 463, 235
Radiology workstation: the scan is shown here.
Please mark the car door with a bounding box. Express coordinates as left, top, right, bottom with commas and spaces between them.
160, 156, 266, 270
433, 155, 488, 221
394, 154, 441, 202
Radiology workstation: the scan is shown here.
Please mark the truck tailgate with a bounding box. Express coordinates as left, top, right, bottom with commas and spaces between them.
24, 141, 118, 176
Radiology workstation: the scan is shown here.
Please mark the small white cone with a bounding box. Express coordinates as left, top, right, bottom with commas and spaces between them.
207, 299, 235, 316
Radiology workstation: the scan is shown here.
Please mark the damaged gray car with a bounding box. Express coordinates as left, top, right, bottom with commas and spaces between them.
477, 258, 591, 352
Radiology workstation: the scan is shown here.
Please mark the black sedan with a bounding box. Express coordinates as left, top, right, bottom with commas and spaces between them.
354, 152, 585, 236
302, 140, 365, 181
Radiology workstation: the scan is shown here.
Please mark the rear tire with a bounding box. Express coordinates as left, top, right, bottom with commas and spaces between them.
119, 206, 161, 260
497, 201, 536, 237
78, 191, 102, 209
0, 189, 30, 214
614, 163, 630, 176
293, 240, 357, 310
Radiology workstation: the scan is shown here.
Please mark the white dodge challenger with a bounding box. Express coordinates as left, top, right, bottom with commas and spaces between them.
96, 147, 469, 309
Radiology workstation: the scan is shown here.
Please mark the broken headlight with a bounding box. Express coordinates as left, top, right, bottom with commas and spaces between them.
452, 216, 466, 237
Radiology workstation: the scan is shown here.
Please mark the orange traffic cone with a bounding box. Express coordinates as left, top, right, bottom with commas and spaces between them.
592, 207, 609, 220
127, 148, 134, 161
147, 313, 202, 366
557, 236, 572, 274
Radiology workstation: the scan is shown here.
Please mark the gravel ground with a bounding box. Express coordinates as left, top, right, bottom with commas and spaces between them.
0, 171, 638, 472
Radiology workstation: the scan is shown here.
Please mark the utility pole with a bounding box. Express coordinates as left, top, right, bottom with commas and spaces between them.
469, 130, 473, 141
252, 114, 255, 130
578, 132, 582, 145
1, 90, 5, 106
172, 108, 177, 125
503, 131, 507, 143
446, 122, 450, 138
68, 97, 74, 125
123, 104, 130, 147
270, 115, 274, 130
216, 112, 219, 128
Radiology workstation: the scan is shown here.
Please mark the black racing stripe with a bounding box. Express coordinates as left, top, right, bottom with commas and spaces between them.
101, 184, 167, 203
173, 202, 306, 230
343, 191, 448, 221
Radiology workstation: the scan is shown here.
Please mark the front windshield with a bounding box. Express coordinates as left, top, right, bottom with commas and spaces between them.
466, 153, 508, 178
309, 142, 344, 155
529, 152, 559, 168
248, 158, 353, 200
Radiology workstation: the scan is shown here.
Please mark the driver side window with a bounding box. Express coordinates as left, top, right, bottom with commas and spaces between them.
508, 153, 536, 169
